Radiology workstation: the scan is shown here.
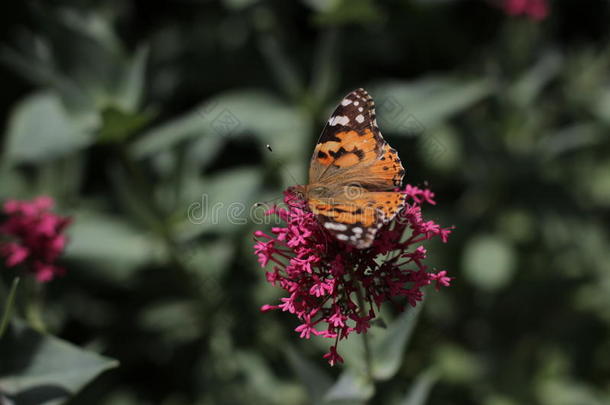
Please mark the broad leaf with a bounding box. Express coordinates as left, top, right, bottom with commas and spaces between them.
4, 92, 94, 164
371, 78, 491, 134
174, 168, 262, 239
285, 346, 333, 404
323, 370, 373, 404
399, 369, 439, 405
371, 299, 425, 380
64, 211, 162, 282
113, 46, 149, 113
98, 106, 152, 143
131, 90, 310, 160
0, 320, 118, 404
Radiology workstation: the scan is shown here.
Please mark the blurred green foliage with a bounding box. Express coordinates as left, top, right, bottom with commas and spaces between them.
1, 0, 609, 404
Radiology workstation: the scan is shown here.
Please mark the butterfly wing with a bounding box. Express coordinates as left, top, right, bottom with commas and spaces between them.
305, 89, 406, 249
309, 190, 407, 249
309, 88, 405, 189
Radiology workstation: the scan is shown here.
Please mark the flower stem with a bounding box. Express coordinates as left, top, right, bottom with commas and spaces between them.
0, 277, 20, 338
24, 277, 46, 332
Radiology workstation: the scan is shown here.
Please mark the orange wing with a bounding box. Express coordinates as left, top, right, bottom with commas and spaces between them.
308, 88, 405, 190
366, 143, 405, 188
308, 190, 407, 249
304, 88, 407, 249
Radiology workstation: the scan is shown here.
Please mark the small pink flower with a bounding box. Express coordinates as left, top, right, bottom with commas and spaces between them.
295, 316, 321, 339
430, 270, 453, 290
253, 185, 453, 365
323, 346, 344, 366
502, 0, 549, 20
0, 196, 71, 282
328, 307, 347, 328
1, 243, 29, 266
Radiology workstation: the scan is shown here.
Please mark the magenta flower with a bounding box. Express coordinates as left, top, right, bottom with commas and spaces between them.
253, 185, 453, 365
502, 0, 549, 20
0, 196, 71, 282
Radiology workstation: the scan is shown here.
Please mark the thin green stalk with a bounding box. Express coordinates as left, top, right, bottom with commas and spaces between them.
0, 277, 20, 338
24, 277, 46, 332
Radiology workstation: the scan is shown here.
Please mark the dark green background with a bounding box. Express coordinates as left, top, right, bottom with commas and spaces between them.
1, 1, 609, 404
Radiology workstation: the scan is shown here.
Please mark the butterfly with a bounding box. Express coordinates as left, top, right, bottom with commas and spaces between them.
293, 88, 406, 249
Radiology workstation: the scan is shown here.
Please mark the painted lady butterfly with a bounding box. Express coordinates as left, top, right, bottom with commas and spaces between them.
293, 88, 406, 249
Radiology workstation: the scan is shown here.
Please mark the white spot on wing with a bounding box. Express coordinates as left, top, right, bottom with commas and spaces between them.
355, 114, 365, 123
328, 115, 350, 126
341, 98, 352, 106
325, 222, 348, 231
354, 101, 359, 106
336, 234, 349, 241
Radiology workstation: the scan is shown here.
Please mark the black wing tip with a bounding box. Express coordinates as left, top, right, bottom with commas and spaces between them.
349, 88, 371, 97
342, 88, 375, 111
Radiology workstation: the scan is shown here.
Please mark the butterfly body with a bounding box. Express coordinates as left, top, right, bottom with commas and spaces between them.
296, 88, 407, 249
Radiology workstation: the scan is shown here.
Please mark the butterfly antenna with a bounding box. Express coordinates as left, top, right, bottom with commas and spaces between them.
265, 143, 302, 186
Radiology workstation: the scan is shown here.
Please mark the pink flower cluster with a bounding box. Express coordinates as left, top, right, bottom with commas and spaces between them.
0, 196, 71, 282
502, 0, 549, 20
253, 185, 453, 365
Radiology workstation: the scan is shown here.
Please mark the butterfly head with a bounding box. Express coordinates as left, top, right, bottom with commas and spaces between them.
291, 184, 335, 201
289, 185, 307, 200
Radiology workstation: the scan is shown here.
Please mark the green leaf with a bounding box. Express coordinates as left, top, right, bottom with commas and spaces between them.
57, 9, 123, 53
323, 370, 374, 404
537, 123, 603, 160
371, 299, 425, 381
462, 235, 516, 291
98, 106, 152, 143
130, 104, 221, 159
0, 278, 20, 339
234, 351, 306, 404
131, 90, 310, 160
285, 346, 333, 404
399, 369, 439, 405
64, 211, 162, 282
3, 92, 94, 164
0, 33, 94, 114
508, 51, 562, 107
593, 86, 610, 125
371, 78, 492, 134
139, 300, 200, 344
0, 319, 118, 404
114, 45, 149, 113
184, 135, 226, 172
175, 168, 263, 239
182, 240, 234, 278
434, 344, 483, 384
107, 164, 162, 231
